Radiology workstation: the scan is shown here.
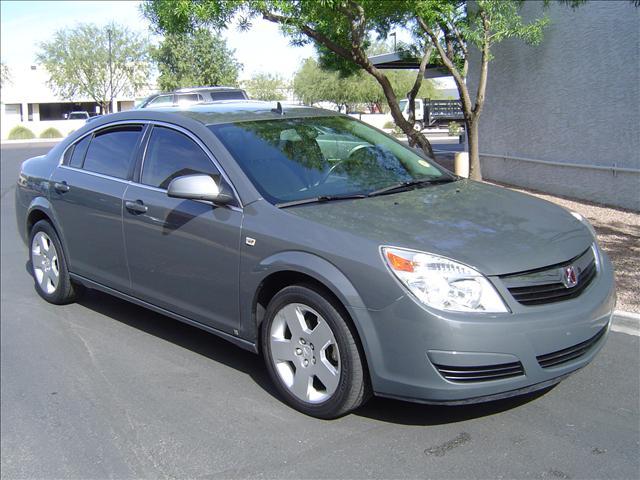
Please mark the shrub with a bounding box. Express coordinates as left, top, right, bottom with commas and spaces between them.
448, 121, 462, 137
39, 127, 63, 138
8, 125, 36, 140
382, 121, 395, 130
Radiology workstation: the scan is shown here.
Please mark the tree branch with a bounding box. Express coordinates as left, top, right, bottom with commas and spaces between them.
406, 42, 433, 125
417, 16, 473, 118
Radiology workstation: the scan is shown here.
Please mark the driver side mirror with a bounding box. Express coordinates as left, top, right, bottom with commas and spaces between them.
167, 174, 235, 206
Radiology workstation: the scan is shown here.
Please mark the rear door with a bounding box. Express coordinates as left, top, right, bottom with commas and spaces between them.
122, 124, 242, 334
50, 124, 145, 292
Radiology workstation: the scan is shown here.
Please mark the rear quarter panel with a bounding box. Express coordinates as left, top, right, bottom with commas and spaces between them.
15, 153, 59, 244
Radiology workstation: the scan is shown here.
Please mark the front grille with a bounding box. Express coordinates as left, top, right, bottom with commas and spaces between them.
502, 247, 597, 306
434, 361, 525, 382
537, 327, 607, 368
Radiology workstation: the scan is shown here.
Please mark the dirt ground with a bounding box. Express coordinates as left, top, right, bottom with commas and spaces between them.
494, 182, 640, 314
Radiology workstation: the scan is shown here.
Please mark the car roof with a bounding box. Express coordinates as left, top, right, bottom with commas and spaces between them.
107, 101, 340, 126
174, 86, 245, 93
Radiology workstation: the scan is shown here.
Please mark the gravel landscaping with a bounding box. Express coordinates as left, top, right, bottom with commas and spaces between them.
493, 182, 640, 314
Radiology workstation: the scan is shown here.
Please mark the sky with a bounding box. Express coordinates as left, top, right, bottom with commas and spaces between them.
0, 0, 316, 80
0, 0, 454, 89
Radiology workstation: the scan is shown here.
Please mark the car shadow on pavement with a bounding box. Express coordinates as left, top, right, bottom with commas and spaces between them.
75, 288, 279, 399
75, 286, 555, 426
354, 387, 554, 426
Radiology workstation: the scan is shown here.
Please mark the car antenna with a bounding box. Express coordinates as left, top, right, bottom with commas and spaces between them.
271, 101, 285, 115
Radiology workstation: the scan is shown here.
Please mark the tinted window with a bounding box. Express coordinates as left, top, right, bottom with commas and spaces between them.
175, 93, 202, 105
66, 135, 91, 168
208, 90, 247, 101
147, 95, 173, 107
141, 126, 219, 189
83, 126, 142, 179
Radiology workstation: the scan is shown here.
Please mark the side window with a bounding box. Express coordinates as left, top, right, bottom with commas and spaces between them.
83, 126, 142, 179
209, 91, 246, 101
147, 95, 173, 107
141, 126, 219, 189
64, 135, 91, 168
175, 93, 202, 105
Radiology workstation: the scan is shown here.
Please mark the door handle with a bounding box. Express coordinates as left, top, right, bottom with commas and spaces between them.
53, 181, 70, 193
125, 200, 148, 214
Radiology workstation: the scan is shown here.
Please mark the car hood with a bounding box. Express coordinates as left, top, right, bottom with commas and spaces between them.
285, 180, 593, 276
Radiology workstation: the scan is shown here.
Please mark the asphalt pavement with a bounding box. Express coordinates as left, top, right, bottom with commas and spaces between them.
1, 143, 638, 479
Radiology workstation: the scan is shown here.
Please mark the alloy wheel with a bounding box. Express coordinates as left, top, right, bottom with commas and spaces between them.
31, 231, 59, 294
269, 303, 341, 404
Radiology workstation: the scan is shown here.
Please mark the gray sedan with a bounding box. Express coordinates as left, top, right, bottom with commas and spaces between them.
14, 102, 616, 419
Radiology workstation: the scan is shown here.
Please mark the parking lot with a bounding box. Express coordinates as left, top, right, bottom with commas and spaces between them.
1, 142, 639, 479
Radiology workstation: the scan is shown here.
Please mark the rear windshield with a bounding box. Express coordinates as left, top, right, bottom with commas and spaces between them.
209, 116, 445, 204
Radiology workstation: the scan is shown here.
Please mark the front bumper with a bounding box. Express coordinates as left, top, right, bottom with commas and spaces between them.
351, 249, 616, 403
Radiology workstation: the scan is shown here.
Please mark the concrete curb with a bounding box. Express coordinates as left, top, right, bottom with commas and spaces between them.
1, 138, 62, 145
612, 310, 639, 336
614, 310, 640, 321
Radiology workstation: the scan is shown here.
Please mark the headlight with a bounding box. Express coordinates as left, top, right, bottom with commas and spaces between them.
382, 247, 509, 313
569, 211, 597, 239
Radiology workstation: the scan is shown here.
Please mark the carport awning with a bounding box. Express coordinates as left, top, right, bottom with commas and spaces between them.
368, 52, 450, 79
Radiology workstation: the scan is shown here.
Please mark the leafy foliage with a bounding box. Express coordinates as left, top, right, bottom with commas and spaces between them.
243, 72, 286, 101
151, 28, 242, 90
293, 57, 439, 112
8, 126, 35, 140
39, 127, 63, 139
36, 23, 150, 113
0, 62, 10, 87
141, 0, 554, 171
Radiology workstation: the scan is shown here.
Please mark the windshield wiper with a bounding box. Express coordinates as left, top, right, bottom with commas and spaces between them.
367, 177, 457, 197
276, 193, 367, 208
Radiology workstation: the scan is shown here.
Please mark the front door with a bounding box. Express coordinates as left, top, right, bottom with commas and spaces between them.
122, 125, 242, 334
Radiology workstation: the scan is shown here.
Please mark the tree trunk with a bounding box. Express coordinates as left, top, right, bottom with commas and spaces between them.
466, 119, 482, 180
364, 66, 435, 158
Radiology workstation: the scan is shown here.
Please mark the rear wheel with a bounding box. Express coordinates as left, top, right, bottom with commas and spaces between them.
261, 285, 370, 419
29, 220, 77, 304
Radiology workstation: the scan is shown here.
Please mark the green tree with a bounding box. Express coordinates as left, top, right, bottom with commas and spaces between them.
293, 58, 360, 111
293, 57, 439, 113
413, 0, 548, 178
141, 0, 550, 176
37, 23, 150, 113
243, 72, 286, 101
0, 62, 10, 88
152, 28, 242, 90
142, 0, 438, 157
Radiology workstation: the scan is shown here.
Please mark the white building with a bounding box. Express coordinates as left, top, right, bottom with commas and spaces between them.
0, 63, 153, 139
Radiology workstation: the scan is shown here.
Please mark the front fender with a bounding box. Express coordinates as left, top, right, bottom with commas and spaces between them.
255, 251, 367, 309
239, 250, 381, 358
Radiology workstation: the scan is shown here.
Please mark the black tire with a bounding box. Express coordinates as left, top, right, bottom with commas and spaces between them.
29, 220, 77, 305
261, 284, 370, 419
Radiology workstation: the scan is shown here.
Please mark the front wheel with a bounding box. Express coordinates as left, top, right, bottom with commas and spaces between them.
261, 285, 370, 419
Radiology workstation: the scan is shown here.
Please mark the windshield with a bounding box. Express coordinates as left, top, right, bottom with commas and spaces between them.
209, 116, 447, 205
399, 100, 408, 113
68, 112, 87, 119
